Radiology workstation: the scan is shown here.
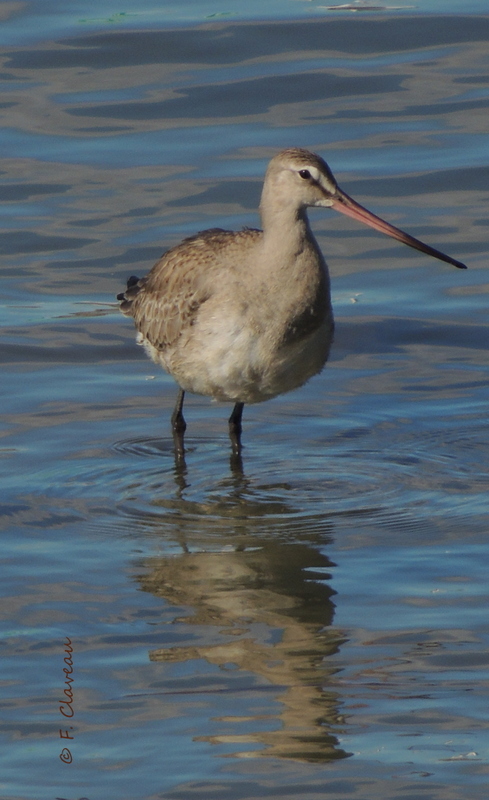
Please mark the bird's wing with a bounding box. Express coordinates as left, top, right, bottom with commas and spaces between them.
119, 228, 260, 350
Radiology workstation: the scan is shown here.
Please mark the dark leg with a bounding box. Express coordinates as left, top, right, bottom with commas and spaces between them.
171, 388, 186, 433
171, 388, 186, 458
228, 402, 244, 454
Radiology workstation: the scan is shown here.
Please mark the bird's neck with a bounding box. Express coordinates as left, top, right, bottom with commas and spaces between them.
259, 198, 314, 260
256, 199, 331, 324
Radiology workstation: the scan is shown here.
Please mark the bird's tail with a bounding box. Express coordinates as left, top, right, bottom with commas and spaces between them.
117, 275, 141, 315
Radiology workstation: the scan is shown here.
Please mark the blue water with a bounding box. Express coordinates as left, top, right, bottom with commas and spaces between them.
1, 1, 488, 798
2, 0, 488, 46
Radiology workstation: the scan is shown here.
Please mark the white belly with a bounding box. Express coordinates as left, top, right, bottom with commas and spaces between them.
139, 312, 334, 404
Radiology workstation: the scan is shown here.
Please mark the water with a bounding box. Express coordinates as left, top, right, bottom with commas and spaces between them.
1, 1, 488, 798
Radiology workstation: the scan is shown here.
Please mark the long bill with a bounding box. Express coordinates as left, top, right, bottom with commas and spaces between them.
331, 189, 467, 270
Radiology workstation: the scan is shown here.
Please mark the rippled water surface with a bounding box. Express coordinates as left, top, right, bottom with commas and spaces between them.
1, 1, 488, 798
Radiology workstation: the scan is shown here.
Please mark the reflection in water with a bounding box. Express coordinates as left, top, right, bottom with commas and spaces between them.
132, 461, 350, 762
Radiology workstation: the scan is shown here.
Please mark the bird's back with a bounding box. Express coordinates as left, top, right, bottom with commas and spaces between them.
118, 227, 261, 346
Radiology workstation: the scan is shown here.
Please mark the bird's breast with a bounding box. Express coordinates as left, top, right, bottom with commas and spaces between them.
162, 296, 334, 404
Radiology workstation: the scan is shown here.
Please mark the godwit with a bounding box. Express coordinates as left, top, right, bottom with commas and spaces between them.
118, 148, 466, 455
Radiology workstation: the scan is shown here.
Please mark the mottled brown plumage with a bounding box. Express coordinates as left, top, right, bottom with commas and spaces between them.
121, 228, 261, 350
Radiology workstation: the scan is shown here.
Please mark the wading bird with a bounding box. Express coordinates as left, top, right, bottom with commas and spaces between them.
118, 148, 466, 456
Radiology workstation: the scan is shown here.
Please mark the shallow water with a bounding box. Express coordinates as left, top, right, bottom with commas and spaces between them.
1, 1, 488, 798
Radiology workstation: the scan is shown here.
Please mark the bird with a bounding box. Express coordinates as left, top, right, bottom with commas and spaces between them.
118, 148, 466, 456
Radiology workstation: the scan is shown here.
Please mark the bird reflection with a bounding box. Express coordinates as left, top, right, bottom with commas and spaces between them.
131, 461, 351, 762
173, 441, 245, 483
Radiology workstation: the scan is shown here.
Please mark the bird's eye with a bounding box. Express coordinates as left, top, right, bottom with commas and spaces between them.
299, 169, 311, 180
